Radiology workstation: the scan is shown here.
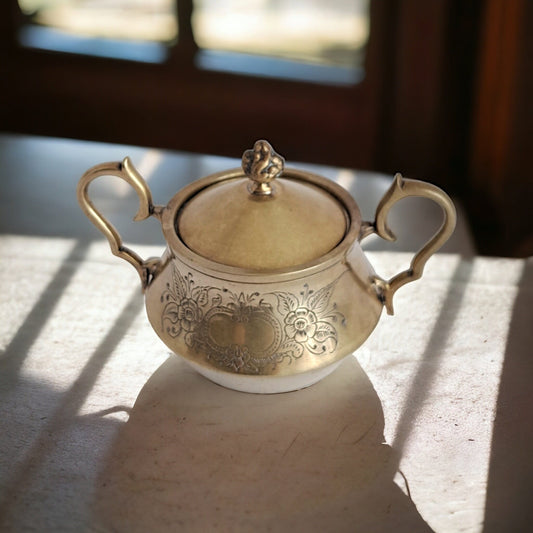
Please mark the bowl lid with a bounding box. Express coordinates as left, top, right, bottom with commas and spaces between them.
176, 140, 359, 271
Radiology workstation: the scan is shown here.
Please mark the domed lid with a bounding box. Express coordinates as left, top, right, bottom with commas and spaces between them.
176, 140, 358, 271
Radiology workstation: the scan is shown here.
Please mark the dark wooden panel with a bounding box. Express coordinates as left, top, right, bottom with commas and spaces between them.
468, 0, 533, 255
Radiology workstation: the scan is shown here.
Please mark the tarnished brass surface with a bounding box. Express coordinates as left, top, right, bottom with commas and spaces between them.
77, 141, 456, 386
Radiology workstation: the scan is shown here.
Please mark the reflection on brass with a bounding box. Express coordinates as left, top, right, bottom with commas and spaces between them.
78, 140, 456, 391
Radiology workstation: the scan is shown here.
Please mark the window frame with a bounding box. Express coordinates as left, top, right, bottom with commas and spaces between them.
0, 0, 391, 169
0, 0, 484, 185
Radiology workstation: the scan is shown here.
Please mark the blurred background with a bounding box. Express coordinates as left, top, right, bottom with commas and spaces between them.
0, 0, 531, 257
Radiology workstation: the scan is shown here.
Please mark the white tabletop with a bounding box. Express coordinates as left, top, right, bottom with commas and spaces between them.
1, 135, 531, 532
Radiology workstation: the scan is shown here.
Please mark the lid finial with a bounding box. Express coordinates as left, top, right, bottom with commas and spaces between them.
242, 140, 285, 196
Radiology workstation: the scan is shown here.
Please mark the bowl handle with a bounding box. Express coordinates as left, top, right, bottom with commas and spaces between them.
360, 173, 457, 315
77, 157, 162, 290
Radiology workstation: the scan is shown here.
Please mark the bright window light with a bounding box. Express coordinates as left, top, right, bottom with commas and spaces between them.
193, 0, 370, 69
18, 0, 178, 43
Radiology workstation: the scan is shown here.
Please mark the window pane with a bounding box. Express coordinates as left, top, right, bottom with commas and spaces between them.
18, 0, 178, 42
192, 0, 370, 69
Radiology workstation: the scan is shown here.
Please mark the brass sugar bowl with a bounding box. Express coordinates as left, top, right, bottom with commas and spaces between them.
78, 140, 456, 393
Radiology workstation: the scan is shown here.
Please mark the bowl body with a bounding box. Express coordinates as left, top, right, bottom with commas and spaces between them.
145, 243, 383, 393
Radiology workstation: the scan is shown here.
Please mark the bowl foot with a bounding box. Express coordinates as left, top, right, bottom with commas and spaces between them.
182, 358, 344, 394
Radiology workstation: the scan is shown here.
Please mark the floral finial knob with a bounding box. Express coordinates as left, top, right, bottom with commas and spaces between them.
242, 140, 285, 196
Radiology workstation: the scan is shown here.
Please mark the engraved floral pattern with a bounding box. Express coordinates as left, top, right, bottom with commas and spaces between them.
161, 265, 345, 374
223, 345, 251, 373
274, 282, 345, 357
161, 271, 207, 348
285, 308, 318, 343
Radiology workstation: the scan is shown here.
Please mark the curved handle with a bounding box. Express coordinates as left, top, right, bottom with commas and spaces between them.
364, 173, 456, 315
77, 157, 162, 290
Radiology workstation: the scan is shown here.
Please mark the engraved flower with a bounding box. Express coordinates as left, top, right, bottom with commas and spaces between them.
178, 298, 202, 333
226, 345, 251, 372
284, 307, 318, 344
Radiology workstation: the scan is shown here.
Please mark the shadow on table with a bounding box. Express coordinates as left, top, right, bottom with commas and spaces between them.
483, 258, 533, 532
0, 283, 143, 529
0, 377, 127, 530
92, 356, 434, 532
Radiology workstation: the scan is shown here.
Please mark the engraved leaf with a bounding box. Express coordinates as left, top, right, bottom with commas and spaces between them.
277, 340, 304, 360
323, 310, 346, 327
184, 331, 196, 348
258, 299, 273, 311
163, 302, 180, 324
313, 322, 337, 343
192, 287, 209, 307
275, 292, 299, 314
306, 281, 335, 314
172, 266, 189, 299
